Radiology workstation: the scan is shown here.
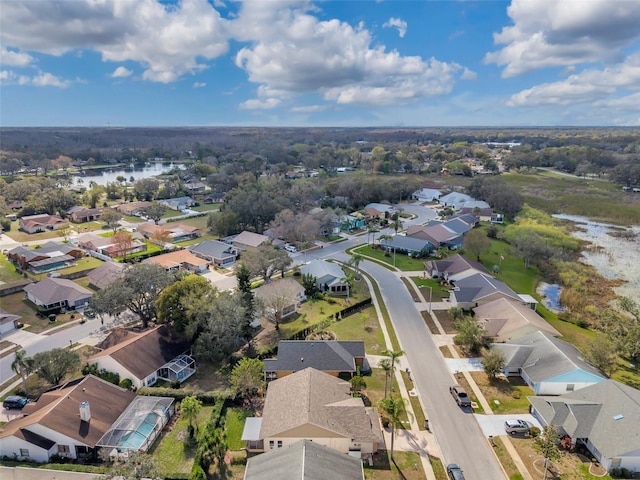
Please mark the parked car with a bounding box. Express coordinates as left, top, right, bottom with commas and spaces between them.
284, 244, 297, 253
449, 385, 471, 407
3, 395, 28, 410
504, 419, 530, 435
446, 463, 465, 480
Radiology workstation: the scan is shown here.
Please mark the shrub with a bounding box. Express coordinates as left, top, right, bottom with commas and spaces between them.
511, 390, 521, 399
529, 426, 541, 438
119, 378, 133, 390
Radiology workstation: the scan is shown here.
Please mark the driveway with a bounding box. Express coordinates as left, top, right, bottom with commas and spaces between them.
474, 414, 542, 438
444, 357, 484, 373
201, 269, 237, 291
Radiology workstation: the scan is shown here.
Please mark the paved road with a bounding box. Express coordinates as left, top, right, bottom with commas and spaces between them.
359, 259, 506, 480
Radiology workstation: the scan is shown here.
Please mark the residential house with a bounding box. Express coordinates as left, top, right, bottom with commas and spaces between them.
300, 260, 348, 295
137, 223, 202, 243
336, 214, 366, 232
448, 273, 521, 309
232, 230, 271, 250
412, 188, 442, 202
406, 223, 463, 250
438, 192, 474, 210
7, 242, 83, 273
364, 203, 394, 215
363, 207, 386, 221
254, 279, 307, 324
114, 201, 151, 216
89, 325, 195, 389
203, 192, 226, 204
24, 278, 93, 313
460, 207, 494, 222
19, 214, 68, 234
379, 235, 433, 257
263, 340, 366, 381
184, 182, 207, 194
424, 254, 491, 282
473, 298, 561, 342
528, 380, 640, 472
144, 249, 209, 273
0, 308, 21, 335
7, 200, 25, 211
241, 368, 383, 459
159, 196, 195, 211
244, 439, 365, 480
68, 207, 103, 223
491, 331, 606, 395
75, 232, 147, 258
0, 375, 174, 462
448, 213, 480, 229
87, 262, 126, 290
461, 200, 490, 210
188, 240, 239, 267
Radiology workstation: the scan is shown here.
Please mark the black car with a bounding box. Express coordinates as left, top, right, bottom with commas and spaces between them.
446, 464, 465, 480
3, 395, 28, 410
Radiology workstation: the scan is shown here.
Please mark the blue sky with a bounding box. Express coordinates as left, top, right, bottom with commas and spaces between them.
1, 0, 639, 127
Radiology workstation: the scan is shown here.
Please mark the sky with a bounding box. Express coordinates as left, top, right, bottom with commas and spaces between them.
1, 0, 640, 127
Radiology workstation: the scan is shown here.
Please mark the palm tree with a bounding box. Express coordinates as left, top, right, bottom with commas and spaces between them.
180, 396, 202, 437
11, 350, 34, 397
379, 358, 392, 399
391, 219, 403, 234
379, 396, 405, 461
383, 349, 404, 396
349, 253, 363, 280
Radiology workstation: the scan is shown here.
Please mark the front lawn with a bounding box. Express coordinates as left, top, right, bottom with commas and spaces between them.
0, 253, 25, 284
364, 450, 426, 480
353, 245, 427, 271
469, 372, 534, 414
411, 277, 449, 301
151, 405, 214, 478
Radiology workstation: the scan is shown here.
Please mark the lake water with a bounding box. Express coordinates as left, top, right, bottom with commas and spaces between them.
537, 282, 564, 312
554, 214, 640, 300
69, 162, 184, 186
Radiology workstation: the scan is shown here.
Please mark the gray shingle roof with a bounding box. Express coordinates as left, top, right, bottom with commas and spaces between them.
264, 341, 364, 373
259, 368, 382, 445
380, 235, 432, 252
188, 240, 237, 260
529, 380, 640, 460
244, 439, 364, 480
452, 273, 519, 303
301, 260, 345, 284
473, 298, 561, 340
426, 254, 490, 277
23, 278, 93, 305
492, 331, 606, 383
87, 262, 126, 290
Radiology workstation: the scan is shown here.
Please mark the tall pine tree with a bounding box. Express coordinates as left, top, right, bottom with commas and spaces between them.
236, 262, 255, 337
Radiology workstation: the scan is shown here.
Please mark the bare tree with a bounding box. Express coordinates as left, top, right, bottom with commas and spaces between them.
256, 280, 301, 330
112, 231, 134, 259
101, 208, 122, 234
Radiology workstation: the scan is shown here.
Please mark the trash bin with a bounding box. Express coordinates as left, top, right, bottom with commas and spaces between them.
424, 419, 430, 431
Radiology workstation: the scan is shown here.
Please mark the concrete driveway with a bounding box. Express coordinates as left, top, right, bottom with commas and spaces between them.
201, 269, 237, 291
474, 414, 542, 438
444, 357, 484, 373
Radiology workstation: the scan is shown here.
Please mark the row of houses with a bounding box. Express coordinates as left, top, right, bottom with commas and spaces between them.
427, 253, 640, 472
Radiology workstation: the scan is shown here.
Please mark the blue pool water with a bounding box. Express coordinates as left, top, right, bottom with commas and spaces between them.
118, 413, 159, 450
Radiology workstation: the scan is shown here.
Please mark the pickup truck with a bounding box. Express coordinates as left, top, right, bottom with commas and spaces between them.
449, 385, 471, 407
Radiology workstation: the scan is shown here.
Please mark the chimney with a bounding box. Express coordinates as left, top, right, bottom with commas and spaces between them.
79, 401, 91, 422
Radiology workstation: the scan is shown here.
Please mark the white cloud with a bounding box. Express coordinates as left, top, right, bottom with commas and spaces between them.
486, 0, 640, 77
0, 0, 229, 83
1, 69, 70, 87
239, 97, 281, 110
0, 47, 35, 67
233, 2, 469, 107
111, 66, 133, 78
507, 53, 640, 107
291, 105, 328, 113
193, 82, 207, 88
383, 17, 407, 38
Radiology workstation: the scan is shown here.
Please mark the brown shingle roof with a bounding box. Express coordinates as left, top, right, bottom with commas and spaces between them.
0, 375, 135, 447
259, 368, 382, 444
233, 231, 270, 248
145, 249, 209, 269
90, 326, 190, 380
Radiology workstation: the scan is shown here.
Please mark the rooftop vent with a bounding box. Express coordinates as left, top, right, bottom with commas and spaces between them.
79, 401, 91, 422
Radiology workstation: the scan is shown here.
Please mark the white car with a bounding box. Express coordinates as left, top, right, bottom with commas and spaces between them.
284, 245, 297, 253
504, 419, 530, 434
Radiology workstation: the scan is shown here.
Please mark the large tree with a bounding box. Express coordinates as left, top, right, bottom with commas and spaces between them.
90, 263, 175, 328
464, 229, 490, 261
101, 208, 122, 234
241, 246, 291, 283
379, 396, 405, 460
235, 262, 256, 334
257, 279, 301, 330
11, 350, 34, 396
180, 395, 202, 437
454, 318, 486, 355
230, 358, 265, 409
156, 275, 213, 336
143, 202, 167, 224
481, 348, 506, 379
32, 348, 80, 386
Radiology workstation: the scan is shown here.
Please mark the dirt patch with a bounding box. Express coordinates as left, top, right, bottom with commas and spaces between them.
439, 346, 453, 358
433, 310, 458, 334
422, 311, 440, 334
401, 278, 421, 302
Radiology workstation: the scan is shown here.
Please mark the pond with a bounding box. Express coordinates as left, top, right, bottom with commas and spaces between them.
69, 161, 185, 186
537, 282, 564, 312
554, 214, 640, 299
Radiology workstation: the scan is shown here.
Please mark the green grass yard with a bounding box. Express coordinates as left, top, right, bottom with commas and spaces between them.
225, 407, 252, 450
353, 245, 426, 272
329, 305, 387, 355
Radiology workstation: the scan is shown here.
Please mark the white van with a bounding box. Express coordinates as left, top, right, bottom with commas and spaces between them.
285, 245, 297, 253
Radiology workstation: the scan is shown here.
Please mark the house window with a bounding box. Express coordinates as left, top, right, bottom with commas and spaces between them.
277, 441, 283, 448
566, 384, 575, 392
19, 449, 29, 457
269, 440, 274, 449
58, 445, 70, 454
